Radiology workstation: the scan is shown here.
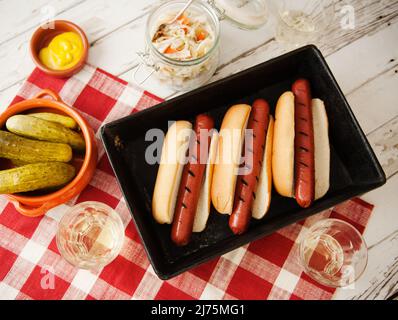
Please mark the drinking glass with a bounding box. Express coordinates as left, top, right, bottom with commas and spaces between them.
274, 0, 336, 47
56, 201, 125, 270
299, 219, 368, 287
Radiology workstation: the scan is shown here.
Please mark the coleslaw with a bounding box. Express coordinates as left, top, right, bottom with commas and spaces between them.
148, 8, 219, 91
152, 11, 216, 61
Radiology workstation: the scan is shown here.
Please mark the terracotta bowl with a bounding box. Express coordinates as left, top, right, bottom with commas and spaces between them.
0, 89, 98, 217
30, 20, 89, 78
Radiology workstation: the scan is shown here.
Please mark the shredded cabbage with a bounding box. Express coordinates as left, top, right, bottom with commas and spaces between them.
152, 11, 215, 61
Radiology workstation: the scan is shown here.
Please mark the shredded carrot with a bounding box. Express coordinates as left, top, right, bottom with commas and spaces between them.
178, 14, 191, 25
164, 46, 178, 54
196, 30, 207, 41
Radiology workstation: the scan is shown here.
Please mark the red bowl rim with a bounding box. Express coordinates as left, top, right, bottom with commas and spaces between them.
29, 20, 89, 78
1, 93, 97, 205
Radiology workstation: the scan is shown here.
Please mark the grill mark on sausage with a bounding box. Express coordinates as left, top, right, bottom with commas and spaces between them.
185, 186, 191, 193
252, 192, 256, 200
299, 146, 309, 153
299, 131, 309, 137
182, 203, 187, 209
188, 170, 195, 177
239, 196, 245, 202
299, 161, 309, 168
299, 117, 308, 122
242, 179, 249, 186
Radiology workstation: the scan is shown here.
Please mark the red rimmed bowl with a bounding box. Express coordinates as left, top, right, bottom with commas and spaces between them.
0, 89, 97, 217
30, 20, 89, 78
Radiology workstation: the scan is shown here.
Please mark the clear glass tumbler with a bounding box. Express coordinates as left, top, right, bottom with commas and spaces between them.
275, 0, 336, 47
56, 201, 125, 271
299, 218, 368, 287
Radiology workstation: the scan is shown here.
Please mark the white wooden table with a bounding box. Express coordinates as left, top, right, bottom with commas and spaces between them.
0, 0, 397, 300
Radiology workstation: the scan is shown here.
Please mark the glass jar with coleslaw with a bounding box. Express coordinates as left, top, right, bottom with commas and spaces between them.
142, 0, 220, 91
139, 0, 268, 92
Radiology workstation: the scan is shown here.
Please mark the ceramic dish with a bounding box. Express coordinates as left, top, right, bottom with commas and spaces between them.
101, 45, 386, 279
30, 20, 89, 78
0, 89, 97, 217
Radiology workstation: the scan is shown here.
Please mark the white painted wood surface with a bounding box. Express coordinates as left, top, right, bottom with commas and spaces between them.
0, 0, 397, 300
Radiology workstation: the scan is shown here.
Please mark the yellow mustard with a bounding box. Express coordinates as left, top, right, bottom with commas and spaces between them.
39, 32, 83, 70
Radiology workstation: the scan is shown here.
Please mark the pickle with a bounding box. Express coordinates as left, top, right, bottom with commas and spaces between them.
6, 115, 85, 151
0, 130, 72, 163
0, 162, 76, 194
29, 112, 78, 129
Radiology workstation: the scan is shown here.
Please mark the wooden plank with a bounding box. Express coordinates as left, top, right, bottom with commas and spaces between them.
333, 173, 398, 300
126, 0, 398, 98
211, 0, 398, 83
0, 0, 397, 302
2, 2, 396, 177
332, 72, 398, 302
354, 230, 398, 300
0, 0, 85, 45
0, 81, 22, 113
332, 36, 398, 300
367, 115, 398, 179
2, 0, 397, 96
326, 21, 398, 95
346, 65, 398, 134
0, 0, 159, 92
333, 104, 398, 299
355, 234, 398, 300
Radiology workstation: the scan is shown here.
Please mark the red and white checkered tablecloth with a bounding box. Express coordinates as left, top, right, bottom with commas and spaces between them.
0, 64, 374, 300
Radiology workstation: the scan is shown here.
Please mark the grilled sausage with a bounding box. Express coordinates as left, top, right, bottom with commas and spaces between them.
171, 114, 214, 246
292, 79, 315, 208
229, 99, 270, 235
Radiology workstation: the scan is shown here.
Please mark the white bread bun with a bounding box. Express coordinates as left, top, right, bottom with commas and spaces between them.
312, 99, 330, 200
152, 121, 192, 224
211, 104, 252, 214
252, 116, 274, 219
193, 131, 219, 233
272, 92, 295, 198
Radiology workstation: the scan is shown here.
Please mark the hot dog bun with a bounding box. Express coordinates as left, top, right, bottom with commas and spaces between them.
193, 131, 219, 233
152, 121, 192, 224
211, 104, 251, 214
252, 116, 274, 219
272, 92, 295, 198
312, 99, 330, 200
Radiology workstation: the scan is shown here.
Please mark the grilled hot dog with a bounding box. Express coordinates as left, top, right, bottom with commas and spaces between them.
229, 99, 270, 235
171, 114, 214, 246
292, 79, 315, 208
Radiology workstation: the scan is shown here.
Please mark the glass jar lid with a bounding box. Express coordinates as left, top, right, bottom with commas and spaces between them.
209, 0, 268, 29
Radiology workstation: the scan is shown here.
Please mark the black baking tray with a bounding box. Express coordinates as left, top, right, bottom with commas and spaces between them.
101, 45, 386, 280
